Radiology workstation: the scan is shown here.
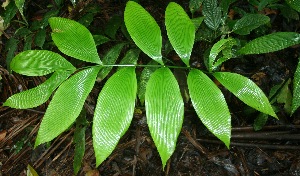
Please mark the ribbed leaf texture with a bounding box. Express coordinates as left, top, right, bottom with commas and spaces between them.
124, 1, 163, 65
10, 50, 75, 76
35, 66, 101, 147
4, 71, 72, 109
188, 69, 231, 147
93, 67, 137, 167
202, 0, 222, 30
145, 67, 184, 169
214, 72, 277, 118
165, 2, 195, 67
49, 17, 101, 64
238, 32, 300, 55
232, 14, 270, 35
97, 43, 125, 80
286, 0, 300, 12
292, 59, 300, 114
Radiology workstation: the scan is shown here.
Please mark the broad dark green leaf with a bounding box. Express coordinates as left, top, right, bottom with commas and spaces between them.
105, 15, 122, 39
238, 32, 300, 55
4, 71, 72, 109
93, 35, 110, 46
202, 0, 222, 30
214, 72, 277, 118
5, 37, 18, 71
49, 17, 101, 64
220, 0, 237, 15
93, 67, 137, 167
73, 110, 87, 175
3, 1, 18, 26
138, 60, 158, 105
34, 28, 46, 48
192, 17, 205, 31
23, 34, 33, 51
165, 2, 195, 67
35, 66, 101, 147
286, 0, 300, 12
188, 69, 231, 147
254, 113, 268, 131
292, 59, 300, 114
145, 67, 184, 168
97, 43, 125, 80
124, 1, 163, 65
232, 14, 270, 35
10, 50, 76, 76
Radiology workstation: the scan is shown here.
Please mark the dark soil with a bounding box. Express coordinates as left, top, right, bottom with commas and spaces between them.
1, 0, 300, 175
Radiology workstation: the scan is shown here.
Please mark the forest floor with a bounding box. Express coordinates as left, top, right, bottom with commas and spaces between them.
1, 0, 300, 175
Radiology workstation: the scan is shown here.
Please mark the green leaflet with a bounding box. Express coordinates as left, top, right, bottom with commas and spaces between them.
286, 0, 300, 12
35, 66, 101, 147
10, 50, 75, 76
104, 15, 122, 39
145, 67, 184, 169
15, 0, 27, 25
188, 69, 231, 147
93, 67, 137, 167
214, 72, 277, 118
232, 14, 270, 35
97, 43, 126, 81
254, 113, 268, 131
93, 35, 110, 46
292, 59, 300, 114
124, 1, 163, 65
49, 17, 101, 64
4, 71, 72, 109
208, 38, 236, 72
238, 32, 300, 55
138, 60, 158, 105
192, 17, 205, 31
202, 0, 222, 31
165, 2, 195, 67
189, 0, 204, 14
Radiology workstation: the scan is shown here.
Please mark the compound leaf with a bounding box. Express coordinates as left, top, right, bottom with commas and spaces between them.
10, 50, 75, 76
292, 59, 300, 114
202, 0, 222, 30
49, 17, 101, 64
35, 66, 101, 147
124, 1, 163, 65
188, 69, 231, 147
4, 71, 72, 109
214, 72, 277, 118
233, 14, 270, 35
145, 67, 184, 169
165, 2, 195, 67
238, 32, 300, 55
93, 67, 137, 167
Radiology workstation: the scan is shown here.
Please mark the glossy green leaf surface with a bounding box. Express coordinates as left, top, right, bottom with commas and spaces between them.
188, 69, 231, 147
35, 66, 101, 147
49, 17, 101, 64
93, 67, 137, 167
124, 1, 163, 65
4, 71, 72, 109
286, 0, 300, 12
232, 14, 270, 35
214, 72, 277, 118
145, 67, 184, 168
165, 2, 195, 67
10, 50, 75, 76
238, 32, 300, 55
292, 59, 300, 114
97, 43, 125, 81
202, 0, 222, 30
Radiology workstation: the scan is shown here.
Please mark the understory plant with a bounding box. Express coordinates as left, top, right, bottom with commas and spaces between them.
4, 0, 300, 172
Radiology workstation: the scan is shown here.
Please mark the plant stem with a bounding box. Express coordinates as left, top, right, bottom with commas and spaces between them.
102, 64, 191, 70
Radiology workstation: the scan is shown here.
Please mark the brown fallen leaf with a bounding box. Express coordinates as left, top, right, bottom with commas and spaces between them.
0, 130, 7, 141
